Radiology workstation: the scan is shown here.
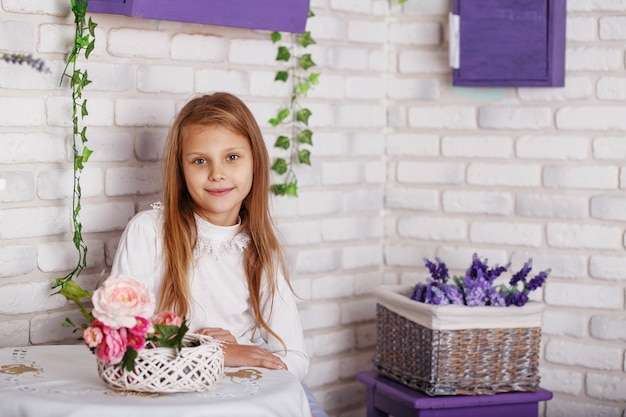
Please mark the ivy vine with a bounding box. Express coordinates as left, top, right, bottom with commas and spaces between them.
52, 0, 96, 317
269, 11, 319, 197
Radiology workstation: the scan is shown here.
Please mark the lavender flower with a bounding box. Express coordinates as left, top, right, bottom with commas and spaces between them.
423, 257, 449, 283
443, 284, 464, 305
505, 291, 529, 307
425, 284, 450, 305
526, 269, 550, 291
2, 53, 50, 73
509, 259, 533, 287
410, 283, 427, 302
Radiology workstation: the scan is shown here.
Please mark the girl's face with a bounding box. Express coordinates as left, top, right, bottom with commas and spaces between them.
181, 123, 253, 226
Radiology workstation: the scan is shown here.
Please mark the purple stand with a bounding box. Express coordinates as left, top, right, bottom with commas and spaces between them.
356, 371, 553, 417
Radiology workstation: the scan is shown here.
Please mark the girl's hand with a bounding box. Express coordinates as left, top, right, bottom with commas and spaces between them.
197, 327, 237, 344
222, 344, 287, 371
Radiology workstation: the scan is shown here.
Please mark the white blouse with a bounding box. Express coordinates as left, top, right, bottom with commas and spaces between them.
110, 206, 309, 381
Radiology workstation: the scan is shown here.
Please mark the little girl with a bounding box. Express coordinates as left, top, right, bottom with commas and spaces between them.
110, 93, 325, 416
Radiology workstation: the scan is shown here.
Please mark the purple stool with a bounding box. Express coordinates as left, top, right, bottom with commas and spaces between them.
356, 371, 553, 417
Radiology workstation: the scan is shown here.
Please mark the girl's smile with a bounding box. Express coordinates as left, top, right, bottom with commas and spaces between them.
182, 123, 253, 226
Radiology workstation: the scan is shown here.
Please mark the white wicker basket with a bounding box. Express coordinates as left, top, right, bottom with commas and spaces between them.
97, 333, 224, 393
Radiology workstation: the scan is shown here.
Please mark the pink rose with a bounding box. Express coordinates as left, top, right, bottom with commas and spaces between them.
127, 333, 146, 351
83, 326, 103, 348
92, 275, 155, 329
153, 311, 182, 327
95, 326, 128, 365
129, 316, 154, 337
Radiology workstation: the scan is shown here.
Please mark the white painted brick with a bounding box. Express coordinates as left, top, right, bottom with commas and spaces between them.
299, 302, 341, 331
340, 297, 376, 324
277, 220, 323, 246
387, 78, 440, 100
347, 133, 385, 156
516, 194, 588, 219
313, 328, 355, 356
39, 23, 73, 53
311, 132, 347, 156
365, 160, 385, 184
302, 102, 332, 129
518, 76, 593, 101
353, 271, 383, 296
387, 134, 439, 156
38, 239, 105, 272
108, 29, 169, 58
568, 0, 626, 11
0, 245, 35, 277
328, 46, 369, 71
229, 39, 278, 66
594, 136, 626, 160
0, 206, 68, 238
546, 339, 622, 370
3, 0, 69, 14
590, 255, 626, 281
0, 133, 65, 164
305, 15, 346, 41
479, 106, 552, 130
443, 190, 512, 216
545, 282, 623, 309
388, 104, 406, 128
511, 251, 587, 279
0, 281, 66, 314
386, 187, 439, 211
81, 62, 135, 92
105, 166, 160, 196
543, 309, 588, 337
47, 96, 114, 127
356, 322, 376, 349
115, 99, 175, 127
347, 20, 387, 44
399, 50, 449, 74
297, 191, 343, 216
304, 358, 340, 387
339, 349, 376, 378
599, 16, 626, 39
342, 244, 382, 269
597, 77, 626, 100
397, 161, 465, 184
345, 188, 385, 213
321, 381, 366, 411
134, 130, 167, 162
80, 201, 135, 233
37, 167, 102, 199
332, 104, 386, 127
587, 373, 626, 402
171, 33, 227, 62
0, 58, 63, 90
0, 171, 34, 202
250, 71, 290, 97
547, 223, 622, 250
0, 20, 34, 51
516, 135, 589, 160
389, 22, 441, 46
329, 0, 370, 14
196, 69, 250, 96
403, 0, 450, 14
592, 195, 626, 221
81, 131, 133, 162
544, 165, 618, 189
590, 314, 626, 340
567, 17, 597, 41
470, 221, 542, 247
408, 106, 476, 129
566, 46, 622, 71
321, 161, 364, 185
308, 73, 345, 100
384, 244, 431, 267
557, 106, 626, 130
0, 97, 45, 126
467, 163, 541, 187
547, 398, 620, 417
322, 216, 383, 242
30, 309, 87, 344
442, 136, 513, 158
435, 247, 508, 271
0, 319, 29, 347
369, 48, 393, 72
622, 169, 626, 190
346, 76, 385, 99
398, 216, 467, 241
312, 274, 354, 299
541, 367, 584, 395
295, 248, 342, 274
137, 65, 194, 93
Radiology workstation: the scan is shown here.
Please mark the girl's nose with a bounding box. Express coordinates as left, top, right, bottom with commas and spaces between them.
209, 165, 225, 181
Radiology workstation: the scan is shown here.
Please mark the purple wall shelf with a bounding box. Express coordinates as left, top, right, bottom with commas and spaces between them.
87, 0, 311, 33
450, 0, 566, 87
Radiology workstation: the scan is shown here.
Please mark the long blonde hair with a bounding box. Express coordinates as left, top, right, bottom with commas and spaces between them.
160, 93, 286, 340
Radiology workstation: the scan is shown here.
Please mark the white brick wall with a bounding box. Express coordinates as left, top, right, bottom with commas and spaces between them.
1, 2, 626, 416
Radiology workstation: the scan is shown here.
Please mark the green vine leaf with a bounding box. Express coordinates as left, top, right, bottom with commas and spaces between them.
299, 31, 316, 48
271, 31, 282, 43
276, 46, 291, 61
296, 82, 310, 96
298, 129, 313, 145
298, 54, 316, 70
82, 146, 93, 163
274, 135, 291, 150
298, 149, 311, 165
275, 71, 289, 82
271, 158, 289, 175
284, 182, 298, 196
88, 17, 97, 36
296, 108, 312, 125
309, 73, 320, 85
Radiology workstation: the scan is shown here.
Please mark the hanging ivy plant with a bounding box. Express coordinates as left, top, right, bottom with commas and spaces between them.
269, 10, 319, 197
52, 0, 96, 315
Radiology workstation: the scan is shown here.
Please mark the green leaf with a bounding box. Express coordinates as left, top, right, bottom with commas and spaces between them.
153, 320, 189, 351
298, 129, 313, 145
81, 100, 88, 117
85, 40, 95, 59
88, 17, 98, 36
296, 108, 312, 125
299, 31, 316, 48
274, 135, 291, 150
277, 108, 290, 122
271, 184, 286, 196
308, 9, 315, 18
298, 54, 316, 70
271, 158, 288, 175
296, 82, 310, 96
271, 31, 282, 43
120, 348, 138, 372
82, 146, 93, 163
276, 46, 291, 62
285, 182, 298, 196
298, 149, 311, 165
309, 73, 320, 85
275, 71, 289, 82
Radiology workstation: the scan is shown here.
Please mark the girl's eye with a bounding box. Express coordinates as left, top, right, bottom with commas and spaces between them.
227, 154, 239, 161
193, 158, 206, 165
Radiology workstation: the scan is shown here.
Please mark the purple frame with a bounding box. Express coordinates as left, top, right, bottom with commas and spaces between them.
87, 0, 311, 33
452, 0, 566, 87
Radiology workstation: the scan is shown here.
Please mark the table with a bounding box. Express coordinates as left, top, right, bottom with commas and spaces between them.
0, 345, 312, 417
357, 370, 553, 417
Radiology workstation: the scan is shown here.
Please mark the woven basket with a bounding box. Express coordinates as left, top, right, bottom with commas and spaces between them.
373, 285, 544, 396
98, 333, 224, 393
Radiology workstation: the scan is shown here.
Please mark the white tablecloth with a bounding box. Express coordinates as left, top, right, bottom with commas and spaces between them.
0, 345, 312, 417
